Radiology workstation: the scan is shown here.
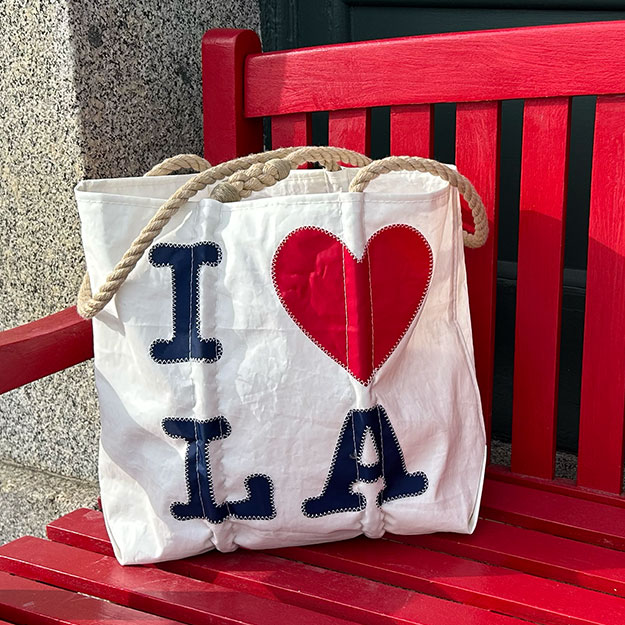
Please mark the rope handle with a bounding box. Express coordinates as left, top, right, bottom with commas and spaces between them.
213, 150, 488, 249
77, 146, 370, 319
210, 146, 372, 202
144, 153, 212, 177
349, 156, 488, 249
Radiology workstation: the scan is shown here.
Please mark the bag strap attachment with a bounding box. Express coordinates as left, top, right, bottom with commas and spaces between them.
210, 146, 372, 202
77, 146, 371, 319
212, 150, 488, 249
349, 156, 488, 249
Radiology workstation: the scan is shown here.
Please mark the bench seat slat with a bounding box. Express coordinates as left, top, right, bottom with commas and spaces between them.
390, 104, 434, 158
0, 537, 356, 625
47, 509, 526, 625
53, 506, 625, 605
273, 538, 625, 625
395, 518, 625, 597
511, 97, 570, 479
481, 479, 625, 548
578, 94, 625, 494
456, 101, 501, 443
0, 570, 178, 625
487, 465, 625, 508
48, 506, 625, 625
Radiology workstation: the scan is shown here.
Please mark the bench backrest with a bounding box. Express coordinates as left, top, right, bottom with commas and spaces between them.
201, 22, 625, 494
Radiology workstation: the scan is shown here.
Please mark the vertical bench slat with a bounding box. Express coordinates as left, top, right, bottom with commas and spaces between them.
577, 95, 625, 494
390, 104, 434, 157
271, 112, 313, 148
511, 97, 571, 479
455, 101, 501, 449
328, 109, 371, 155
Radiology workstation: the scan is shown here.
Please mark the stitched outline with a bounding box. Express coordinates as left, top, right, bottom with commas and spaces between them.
302, 407, 367, 518
271, 224, 434, 386
149, 241, 224, 365
375, 406, 429, 507
163, 416, 277, 523
301, 405, 428, 519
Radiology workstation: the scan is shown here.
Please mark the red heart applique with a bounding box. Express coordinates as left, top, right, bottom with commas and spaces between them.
272, 225, 433, 385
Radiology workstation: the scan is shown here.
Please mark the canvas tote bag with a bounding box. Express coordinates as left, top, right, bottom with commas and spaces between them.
76, 146, 488, 565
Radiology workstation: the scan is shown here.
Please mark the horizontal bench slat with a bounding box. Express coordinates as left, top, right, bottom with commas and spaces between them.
272, 537, 625, 625
481, 479, 625, 549
394, 518, 625, 597
0, 569, 177, 624
47, 508, 525, 625
0, 537, 356, 625
245, 21, 625, 116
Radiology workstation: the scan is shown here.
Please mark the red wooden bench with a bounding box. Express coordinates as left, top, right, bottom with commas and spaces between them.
2, 20, 625, 624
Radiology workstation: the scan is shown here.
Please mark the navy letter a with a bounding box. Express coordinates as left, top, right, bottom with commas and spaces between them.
149, 242, 222, 364
303, 405, 428, 518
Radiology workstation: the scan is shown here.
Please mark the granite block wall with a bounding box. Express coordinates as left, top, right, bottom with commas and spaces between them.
0, 0, 261, 481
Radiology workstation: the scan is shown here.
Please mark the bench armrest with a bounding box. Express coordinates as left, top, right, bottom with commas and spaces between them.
0, 307, 93, 394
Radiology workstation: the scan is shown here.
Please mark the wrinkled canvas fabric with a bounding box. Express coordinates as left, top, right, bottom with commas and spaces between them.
77, 166, 487, 565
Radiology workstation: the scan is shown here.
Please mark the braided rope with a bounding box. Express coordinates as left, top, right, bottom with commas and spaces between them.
77, 147, 306, 319
144, 153, 212, 177
349, 156, 489, 249
210, 146, 372, 202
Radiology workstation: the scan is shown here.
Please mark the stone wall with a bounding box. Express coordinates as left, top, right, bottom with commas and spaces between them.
0, 0, 261, 484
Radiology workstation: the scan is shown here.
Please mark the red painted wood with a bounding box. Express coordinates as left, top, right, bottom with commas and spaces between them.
202, 29, 263, 163
577, 95, 625, 494
328, 109, 371, 157
0, 306, 92, 394
481, 478, 625, 549
455, 101, 500, 448
245, 22, 625, 117
394, 518, 625, 597
487, 465, 625, 509
47, 509, 112, 553
273, 538, 625, 625
271, 112, 312, 158
47, 511, 525, 625
511, 98, 571, 479
390, 104, 434, 158
0, 569, 177, 625
0, 537, 356, 625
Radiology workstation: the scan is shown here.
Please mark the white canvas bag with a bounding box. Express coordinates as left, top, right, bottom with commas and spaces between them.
76, 146, 488, 565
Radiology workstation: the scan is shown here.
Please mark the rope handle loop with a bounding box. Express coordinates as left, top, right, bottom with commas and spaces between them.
144, 153, 212, 177
348, 156, 488, 248
210, 146, 372, 202
79, 147, 306, 318
77, 146, 370, 319
210, 150, 488, 249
